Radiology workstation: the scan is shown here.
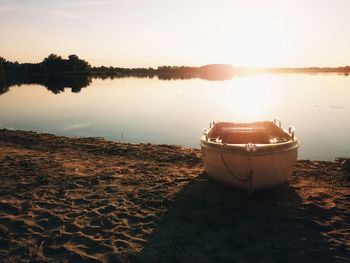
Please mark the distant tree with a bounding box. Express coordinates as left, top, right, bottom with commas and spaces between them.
68, 54, 91, 72
0, 58, 5, 79
0, 57, 6, 64
42, 54, 65, 72
41, 54, 91, 73
68, 54, 79, 61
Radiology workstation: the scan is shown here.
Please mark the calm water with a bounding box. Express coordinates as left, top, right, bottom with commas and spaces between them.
1, 74, 349, 161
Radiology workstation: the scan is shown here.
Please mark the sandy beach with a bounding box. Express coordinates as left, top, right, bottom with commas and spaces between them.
0, 129, 349, 262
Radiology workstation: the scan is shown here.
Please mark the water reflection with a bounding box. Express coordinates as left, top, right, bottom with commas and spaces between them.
0, 74, 349, 160
0, 74, 92, 95
1, 71, 349, 97
0, 71, 239, 96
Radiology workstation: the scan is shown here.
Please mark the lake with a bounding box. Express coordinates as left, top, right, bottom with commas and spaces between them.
0, 73, 349, 161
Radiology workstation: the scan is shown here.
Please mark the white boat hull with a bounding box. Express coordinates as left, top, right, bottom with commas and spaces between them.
201, 145, 298, 192
200, 121, 299, 192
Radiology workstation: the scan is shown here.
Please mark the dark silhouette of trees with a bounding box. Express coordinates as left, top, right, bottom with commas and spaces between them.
1, 54, 350, 96
67, 54, 90, 72
0, 55, 92, 94
0, 56, 42, 74
91, 66, 156, 78
42, 54, 65, 72
0, 58, 7, 95
0, 58, 4, 78
0, 54, 92, 75
0, 57, 6, 66
42, 54, 91, 73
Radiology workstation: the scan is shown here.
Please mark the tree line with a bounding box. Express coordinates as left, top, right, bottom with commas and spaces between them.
1, 54, 349, 96
0, 54, 91, 74
0, 54, 237, 79
1, 54, 350, 77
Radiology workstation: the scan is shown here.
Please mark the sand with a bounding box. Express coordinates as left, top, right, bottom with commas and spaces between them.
0, 129, 349, 262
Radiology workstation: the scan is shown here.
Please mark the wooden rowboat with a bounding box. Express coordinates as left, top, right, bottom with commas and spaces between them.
200, 120, 299, 192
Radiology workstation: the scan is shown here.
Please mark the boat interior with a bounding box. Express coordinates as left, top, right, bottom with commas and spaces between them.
207, 121, 292, 144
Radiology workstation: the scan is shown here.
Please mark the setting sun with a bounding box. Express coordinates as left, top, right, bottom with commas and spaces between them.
1, 0, 350, 67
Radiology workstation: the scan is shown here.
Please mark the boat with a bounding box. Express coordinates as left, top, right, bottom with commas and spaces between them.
200, 120, 299, 192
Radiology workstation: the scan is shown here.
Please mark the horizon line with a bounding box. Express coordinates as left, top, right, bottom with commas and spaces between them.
1, 54, 350, 70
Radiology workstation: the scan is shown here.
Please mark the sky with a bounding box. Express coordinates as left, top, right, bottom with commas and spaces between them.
1, 0, 350, 68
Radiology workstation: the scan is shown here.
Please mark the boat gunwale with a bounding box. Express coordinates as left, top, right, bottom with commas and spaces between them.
202, 121, 298, 150
200, 135, 299, 156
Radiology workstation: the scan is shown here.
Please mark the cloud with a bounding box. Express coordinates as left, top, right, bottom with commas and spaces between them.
330, 105, 343, 110
50, 9, 84, 20
62, 122, 91, 131
0, 5, 20, 14
69, 0, 121, 5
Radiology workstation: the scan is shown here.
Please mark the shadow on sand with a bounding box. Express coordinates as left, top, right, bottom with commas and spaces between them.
135, 172, 345, 263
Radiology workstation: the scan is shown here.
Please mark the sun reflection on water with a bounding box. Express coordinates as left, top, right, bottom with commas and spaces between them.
220, 75, 281, 122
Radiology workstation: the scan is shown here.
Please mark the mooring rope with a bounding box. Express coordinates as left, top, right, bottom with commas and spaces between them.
219, 148, 252, 183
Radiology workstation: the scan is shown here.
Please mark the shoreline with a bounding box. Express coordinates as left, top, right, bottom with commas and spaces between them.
0, 129, 349, 262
